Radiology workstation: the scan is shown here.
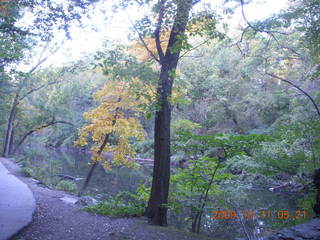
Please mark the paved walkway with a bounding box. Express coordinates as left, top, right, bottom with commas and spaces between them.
0, 158, 35, 240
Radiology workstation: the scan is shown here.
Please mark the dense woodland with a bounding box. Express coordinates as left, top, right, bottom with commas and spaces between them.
1, 0, 320, 238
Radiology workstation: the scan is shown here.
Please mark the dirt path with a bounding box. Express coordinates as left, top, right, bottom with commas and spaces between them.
1, 158, 206, 240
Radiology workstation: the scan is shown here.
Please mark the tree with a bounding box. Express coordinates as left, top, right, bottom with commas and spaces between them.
75, 80, 145, 196
0, 0, 29, 70
139, 0, 194, 226
11, 119, 73, 155
123, 0, 226, 225
2, 60, 68, 157
1, 0, 101, 156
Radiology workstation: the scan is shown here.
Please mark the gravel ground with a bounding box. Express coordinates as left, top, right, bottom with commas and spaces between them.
1, 158, 208, 240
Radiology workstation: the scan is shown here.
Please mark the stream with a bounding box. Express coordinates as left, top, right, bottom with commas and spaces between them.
17, 145, 312, 239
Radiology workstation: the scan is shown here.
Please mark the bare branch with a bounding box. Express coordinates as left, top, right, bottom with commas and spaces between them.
240, 0, 286, 36
179, 39, 210, 59
28, 43, 63, 74
230, 25, 250, 48
127, 14, 161, 63
19, 68, 66, 101
237, 0, 299, 57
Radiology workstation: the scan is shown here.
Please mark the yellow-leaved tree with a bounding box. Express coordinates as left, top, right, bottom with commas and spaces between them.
75, 79, 146, 196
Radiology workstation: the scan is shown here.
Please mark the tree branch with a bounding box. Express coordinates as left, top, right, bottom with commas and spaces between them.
19, 68, 66, 101
179, 39, 210, 59
12, 120, 74, 154
127, 14, 161, 63
230, 25, 250, 48
266, 72, 320, 117
154, 0, 165, 61
28, 43, 63, 74
240, 0, 286, 36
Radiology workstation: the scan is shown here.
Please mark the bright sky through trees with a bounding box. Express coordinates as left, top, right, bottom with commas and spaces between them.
31, 0, 289, 67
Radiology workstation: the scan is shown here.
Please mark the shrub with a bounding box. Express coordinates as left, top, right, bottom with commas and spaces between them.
226, 155, 266, 174
21, 167, 35, 177
254, 141, 306, 175
55, 180, 78, 192
85, 189, 148, 217
86, 201, 143, 217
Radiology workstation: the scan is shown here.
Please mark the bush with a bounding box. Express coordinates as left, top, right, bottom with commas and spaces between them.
226, 155, 266, 175
21, 167, 35, 177
254, 141, 307, 175
133, 139, 154, 158
86, 189, 147, 217
86, 201, 143, 217
55, 180, 78, 192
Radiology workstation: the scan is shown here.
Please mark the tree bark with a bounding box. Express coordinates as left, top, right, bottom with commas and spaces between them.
77, 133, 110, 197
145, 0, 193, 226
2, 94, 19, 157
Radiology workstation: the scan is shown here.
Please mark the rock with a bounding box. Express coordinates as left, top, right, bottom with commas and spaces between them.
75, 196, 98, 206
313, 168, 320, 217
60, 196, 78, 204
262, 219, 320, 240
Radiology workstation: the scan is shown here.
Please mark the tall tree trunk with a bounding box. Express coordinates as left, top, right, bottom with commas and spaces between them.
145, 0, 193, 226
3, 94, 19, 157
146, 65, 173, 226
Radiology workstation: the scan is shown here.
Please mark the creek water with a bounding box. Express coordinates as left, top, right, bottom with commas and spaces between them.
17, 146, 312, 239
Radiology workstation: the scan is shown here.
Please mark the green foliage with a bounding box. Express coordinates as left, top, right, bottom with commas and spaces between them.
226, 155, 267, 175
172, 119, 201, 132
86, 185, 150, 217
170, 156, 232, 209
273, 0, 320, 61
133, 138, 154, 158
173, 130, 273, 158
55, 180, 78, 193
21, 167, 35, 177
254, 141, 305, 175
170, 155, 233, 233
267, 119, 320, 174
0, 1, 30, 69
